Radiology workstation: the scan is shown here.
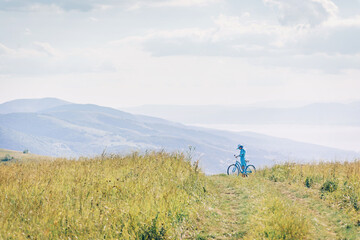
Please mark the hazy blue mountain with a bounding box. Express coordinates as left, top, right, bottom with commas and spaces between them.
0, 98, 70, 114
0, 99, 357, 174
124, 102, 360, 125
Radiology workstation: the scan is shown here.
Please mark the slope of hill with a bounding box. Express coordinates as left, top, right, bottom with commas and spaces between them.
0, 98, 357, 174
0, 98, 70, 114
125, 102, 360, 125
0, 152, 359, 239
203, 160, 360, 239
0, 148, 51, 162
0, 152, 208, 239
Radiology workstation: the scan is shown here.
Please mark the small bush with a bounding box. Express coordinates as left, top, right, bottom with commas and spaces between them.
351, 195, 359, 211
304, 176, 314, 188
195, 234, 207, 240
138, 214, 167, 240
1, 154, 13, 162
23, 149, 29, 154
321, 180, 338, 193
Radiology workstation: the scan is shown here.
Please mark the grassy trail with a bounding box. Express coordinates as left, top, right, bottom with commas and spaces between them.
200, 175, 360, 240
273, 182, 359, 239
199, 176, 251, 239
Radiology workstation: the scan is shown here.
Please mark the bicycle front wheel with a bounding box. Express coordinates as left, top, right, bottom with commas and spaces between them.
227, 164, 239, 176
245, 165, 256, 175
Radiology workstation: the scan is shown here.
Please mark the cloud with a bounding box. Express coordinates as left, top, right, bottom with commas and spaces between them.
0, 0, 221, 12
0, 0, 359, 76
264, 0, 338, 26
0, 43, 14, 55
112, 10, 360, 72
33, 42, 60, 57
127, 0, 222, 10
0, 42, 117, 75
116, 14, 304, 54
0, 0, 119, 12
89, 17, 99, 22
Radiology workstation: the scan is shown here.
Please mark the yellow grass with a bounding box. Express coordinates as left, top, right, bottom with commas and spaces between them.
0, 148, 52, 162
0, 151, 207, 239
1, 148, 359, 239
259, 160, 360, 217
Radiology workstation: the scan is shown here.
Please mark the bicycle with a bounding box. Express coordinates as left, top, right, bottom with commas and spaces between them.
227, 155, 256, 176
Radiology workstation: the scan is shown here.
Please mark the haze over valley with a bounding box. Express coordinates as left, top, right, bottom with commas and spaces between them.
125, 103, 360, 152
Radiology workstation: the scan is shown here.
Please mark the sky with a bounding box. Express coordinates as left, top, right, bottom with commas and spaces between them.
0, 0, 360, 108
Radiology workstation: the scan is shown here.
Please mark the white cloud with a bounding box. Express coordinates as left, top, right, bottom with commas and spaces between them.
264, 0, 338, 26
27, 3, 65, 13
33, 42, 60, 57
89, 17, 99, 22
0, 0, 359, 107
313, 0, 338, 17
127, 0, 222, 10
0, 43, 14, 55
0, 42, 118, 75
24, 28, 32, 35
325, 14, 360, 27
109, 7, 360, 71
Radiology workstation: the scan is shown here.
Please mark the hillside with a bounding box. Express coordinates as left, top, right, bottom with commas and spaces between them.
202, 160, 360, 239
0, 98, 357, 174
0, 148, 52, 162
0, 98, 70, 114
0, 152, 359, 239
0, 152, 207, 239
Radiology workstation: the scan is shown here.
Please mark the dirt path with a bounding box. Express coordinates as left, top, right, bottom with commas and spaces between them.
199, 175, 360, 239
273, 182, 360, 240
199, 175, 252, 239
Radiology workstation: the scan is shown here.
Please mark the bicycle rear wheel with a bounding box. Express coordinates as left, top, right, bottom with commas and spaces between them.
227, 164, 239, 176
245, 165, 256, 175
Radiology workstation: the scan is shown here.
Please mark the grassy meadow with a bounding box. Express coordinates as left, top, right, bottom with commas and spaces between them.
199, 160, 360, 239
0, 149, 359, 239
260, 160, 360, 215
0, 151, 207, 239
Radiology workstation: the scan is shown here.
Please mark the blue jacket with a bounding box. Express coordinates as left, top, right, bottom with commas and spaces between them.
240, 149, 246, 165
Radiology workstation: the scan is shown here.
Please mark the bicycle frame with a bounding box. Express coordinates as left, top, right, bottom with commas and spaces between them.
234, 160, 252, 174
227, 155, 256, 176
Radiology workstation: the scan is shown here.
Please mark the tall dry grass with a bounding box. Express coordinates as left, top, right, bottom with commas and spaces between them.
0, 151, 207, 239
259, 160, 360, 214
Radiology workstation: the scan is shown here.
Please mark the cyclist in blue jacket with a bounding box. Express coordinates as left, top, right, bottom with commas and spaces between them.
236, 144, 246, 177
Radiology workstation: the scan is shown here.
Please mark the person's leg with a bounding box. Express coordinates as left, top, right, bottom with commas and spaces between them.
241, 165, 245, 177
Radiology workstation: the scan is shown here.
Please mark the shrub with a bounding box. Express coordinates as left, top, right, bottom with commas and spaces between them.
1, 154, 13, 162
304, 176, 313, 188
321, 180, 338, 193
23, 149, 29, 154
350, 194, 359, 211
138, 214, 167, 240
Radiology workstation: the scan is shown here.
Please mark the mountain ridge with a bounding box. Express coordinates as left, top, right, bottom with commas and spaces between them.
0, 98, 71, 114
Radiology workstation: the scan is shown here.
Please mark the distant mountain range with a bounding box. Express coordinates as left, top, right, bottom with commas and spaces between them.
124, 102, 360, 125
0, 98, 357, 174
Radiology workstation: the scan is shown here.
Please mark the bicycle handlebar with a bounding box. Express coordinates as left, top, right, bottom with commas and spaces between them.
234, 154, 250, 163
